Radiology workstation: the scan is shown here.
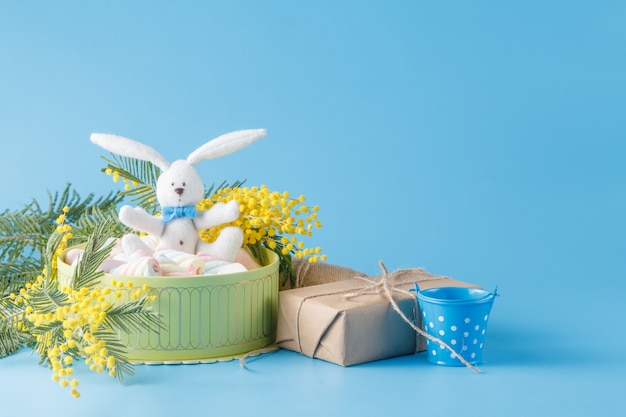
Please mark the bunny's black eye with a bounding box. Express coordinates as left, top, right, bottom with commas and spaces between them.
171, 182, 175, 186
183, 182, 186, 187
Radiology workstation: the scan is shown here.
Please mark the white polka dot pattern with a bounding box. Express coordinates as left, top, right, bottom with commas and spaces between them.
418, 288, 496, 367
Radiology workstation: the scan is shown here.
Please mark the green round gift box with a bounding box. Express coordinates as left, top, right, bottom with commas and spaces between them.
57, 247, 279, 364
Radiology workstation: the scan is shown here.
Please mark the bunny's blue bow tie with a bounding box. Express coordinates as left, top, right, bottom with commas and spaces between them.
162, 206, 197, 224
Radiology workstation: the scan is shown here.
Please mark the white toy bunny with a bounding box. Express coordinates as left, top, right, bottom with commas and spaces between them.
90, 129, 266, 262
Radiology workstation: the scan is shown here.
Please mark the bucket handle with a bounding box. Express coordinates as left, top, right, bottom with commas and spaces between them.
410, 282, 499, 298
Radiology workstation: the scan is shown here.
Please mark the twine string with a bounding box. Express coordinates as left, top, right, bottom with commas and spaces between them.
344, 261, 482, 373
273, 262, 483, 372
289, 266, 442, 354
239, 345, 280, 368
291, 257, 313, 288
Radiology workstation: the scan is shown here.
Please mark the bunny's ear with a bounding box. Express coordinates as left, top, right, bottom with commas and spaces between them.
90, 133, 170, 171
186, 129, 266, 165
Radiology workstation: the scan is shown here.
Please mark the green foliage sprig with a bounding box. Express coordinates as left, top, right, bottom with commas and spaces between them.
100, 155, 161, 214
0, 186, 122, 295
0, 186, 123, 357
0, 185, 161, 398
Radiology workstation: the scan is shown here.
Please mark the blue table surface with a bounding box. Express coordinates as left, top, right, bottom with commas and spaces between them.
2, 281, 625, 417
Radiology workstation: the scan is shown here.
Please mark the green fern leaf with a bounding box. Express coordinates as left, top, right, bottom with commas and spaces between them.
101, 155, 160, 213
103, 297, 163, 335
69, 220, 118, 290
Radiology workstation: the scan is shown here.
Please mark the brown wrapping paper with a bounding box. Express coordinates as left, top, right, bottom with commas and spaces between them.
277, 267, 479, 366
281, 259, 368, 290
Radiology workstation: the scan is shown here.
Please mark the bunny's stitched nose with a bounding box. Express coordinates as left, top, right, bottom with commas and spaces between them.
174, 188, 184, 196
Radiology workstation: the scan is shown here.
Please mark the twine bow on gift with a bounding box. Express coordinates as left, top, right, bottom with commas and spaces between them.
266, 260, 483, 372
345, 261, 482, 373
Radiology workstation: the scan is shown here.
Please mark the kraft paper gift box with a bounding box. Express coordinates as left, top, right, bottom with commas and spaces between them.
276, 266, 479, 366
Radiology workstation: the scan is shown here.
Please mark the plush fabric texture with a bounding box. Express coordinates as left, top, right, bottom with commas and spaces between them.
90, 133, 171, 171
90, 129, 266, 263
186, 129, 267, 164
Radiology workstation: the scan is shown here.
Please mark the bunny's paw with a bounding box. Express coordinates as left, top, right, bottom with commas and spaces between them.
223, 200, 241, 223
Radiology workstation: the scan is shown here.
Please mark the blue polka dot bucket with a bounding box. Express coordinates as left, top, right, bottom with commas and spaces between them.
415, 285, 497, 366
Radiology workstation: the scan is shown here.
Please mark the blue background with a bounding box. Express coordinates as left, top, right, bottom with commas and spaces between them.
1, 1, 625, 416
